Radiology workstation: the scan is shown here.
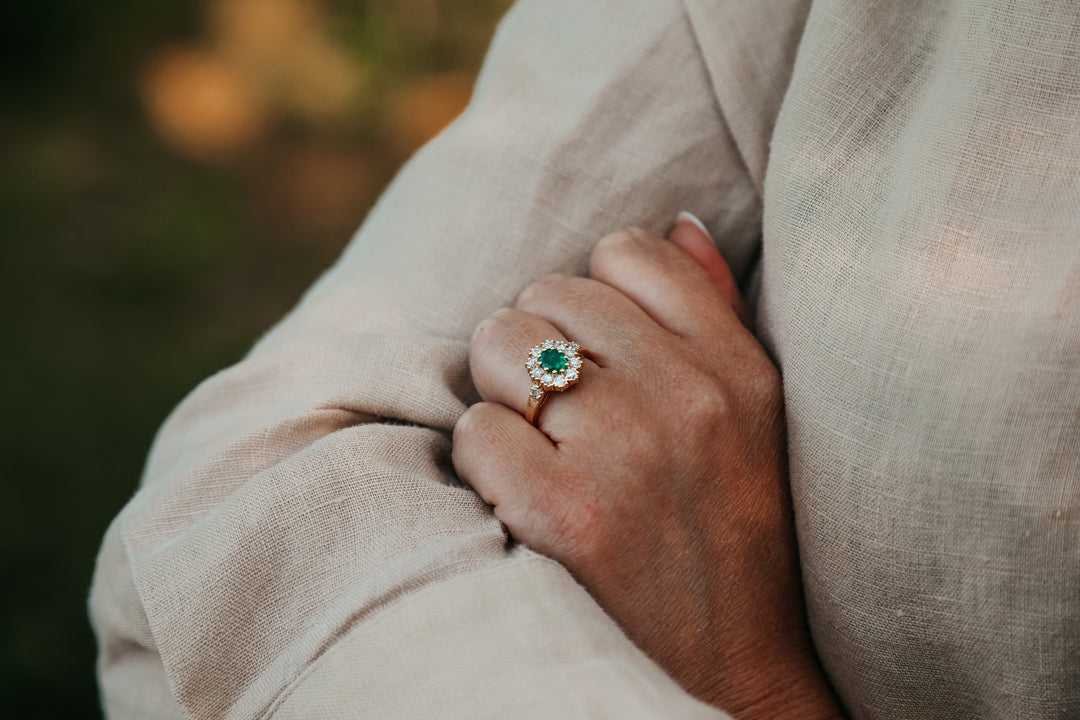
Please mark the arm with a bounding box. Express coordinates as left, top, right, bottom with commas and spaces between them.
89, 1, 766, 717
453, 219, 844, 719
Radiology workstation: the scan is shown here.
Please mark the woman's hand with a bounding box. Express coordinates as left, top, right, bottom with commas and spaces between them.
452, 217, 841, 719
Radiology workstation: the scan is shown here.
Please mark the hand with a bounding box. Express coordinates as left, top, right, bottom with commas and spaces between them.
452, 217, 841, 719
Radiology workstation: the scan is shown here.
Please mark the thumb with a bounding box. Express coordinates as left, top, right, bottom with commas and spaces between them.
668, 211, 754, 329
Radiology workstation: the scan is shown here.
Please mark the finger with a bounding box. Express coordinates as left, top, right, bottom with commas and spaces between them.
587, 226, 740, 339
469, 307, 602, 432
514, 273, 658, 363
668, 212, 753, 329
451, 401, 565, 553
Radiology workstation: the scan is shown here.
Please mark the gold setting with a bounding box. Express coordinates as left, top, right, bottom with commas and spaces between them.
524, 339, 583, 426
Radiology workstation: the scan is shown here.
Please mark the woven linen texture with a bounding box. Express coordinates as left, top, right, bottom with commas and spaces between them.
91, 0, 750, 717
90, 0, 1079, 717
762, 1, 1080, 717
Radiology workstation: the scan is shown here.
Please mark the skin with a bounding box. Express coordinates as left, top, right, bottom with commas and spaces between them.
452, 219, 843, 719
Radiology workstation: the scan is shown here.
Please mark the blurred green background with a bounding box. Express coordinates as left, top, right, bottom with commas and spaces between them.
1, 0, 511, 715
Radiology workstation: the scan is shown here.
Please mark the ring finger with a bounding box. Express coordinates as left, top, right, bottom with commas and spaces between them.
469, 307, 603, 439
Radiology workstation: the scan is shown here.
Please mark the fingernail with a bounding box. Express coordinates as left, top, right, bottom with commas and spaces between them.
675, 211, 714, 241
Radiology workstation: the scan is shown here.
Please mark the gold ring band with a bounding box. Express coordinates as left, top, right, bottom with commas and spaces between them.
525, 386, 547, 425
524, 340, 583, 426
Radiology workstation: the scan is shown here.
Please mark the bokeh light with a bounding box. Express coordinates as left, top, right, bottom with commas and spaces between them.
0, 0, 512, 716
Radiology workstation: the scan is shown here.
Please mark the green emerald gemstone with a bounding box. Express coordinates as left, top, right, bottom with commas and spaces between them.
539, 348, 568, 373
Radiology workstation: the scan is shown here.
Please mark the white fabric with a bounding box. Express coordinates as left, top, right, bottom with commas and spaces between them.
91, 0, 1080, 717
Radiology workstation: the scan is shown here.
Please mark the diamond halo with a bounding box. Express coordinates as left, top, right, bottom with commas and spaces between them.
525, 340, 583, 393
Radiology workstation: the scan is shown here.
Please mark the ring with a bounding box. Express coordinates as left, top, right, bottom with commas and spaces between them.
524, 339, 584, 425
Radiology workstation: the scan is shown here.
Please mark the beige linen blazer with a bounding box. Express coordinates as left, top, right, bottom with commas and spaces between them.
91, 0, 1080, 718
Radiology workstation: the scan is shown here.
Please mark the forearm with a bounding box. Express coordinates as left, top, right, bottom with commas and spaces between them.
91, 0, 764, 717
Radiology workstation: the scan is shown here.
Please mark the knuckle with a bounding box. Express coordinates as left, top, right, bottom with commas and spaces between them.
590, 228, 652, 275
744, 361, 784, 414
451, 403, 484, 452
453, 403, 508, 457
663, 365, 733, 429
516, 273, 570, 309
471, 306, 517, 349
596, 227, 651, 252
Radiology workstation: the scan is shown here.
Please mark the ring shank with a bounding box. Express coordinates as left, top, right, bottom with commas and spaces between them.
525, 388, 547, 425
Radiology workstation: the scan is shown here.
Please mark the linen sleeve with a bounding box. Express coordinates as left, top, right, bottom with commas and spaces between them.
88, 0, 766, 718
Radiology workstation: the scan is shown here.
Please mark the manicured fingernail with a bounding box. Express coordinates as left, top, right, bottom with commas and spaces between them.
675, 211, 713, 241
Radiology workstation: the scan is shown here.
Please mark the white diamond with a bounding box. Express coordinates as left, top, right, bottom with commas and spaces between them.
530, 386, 544, 399
554, 375, 567, 388
543, 340, 554, 349
570, 357, 582, 368
541, 373, 553, 384
526, 358, 536, 368
531, 368, 542, 379
531, 347, 541, 357
566, 368, 578, 380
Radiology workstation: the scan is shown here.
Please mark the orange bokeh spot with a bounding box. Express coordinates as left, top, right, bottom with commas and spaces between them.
389, 74, 474, 152
140, 47, 264, 162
